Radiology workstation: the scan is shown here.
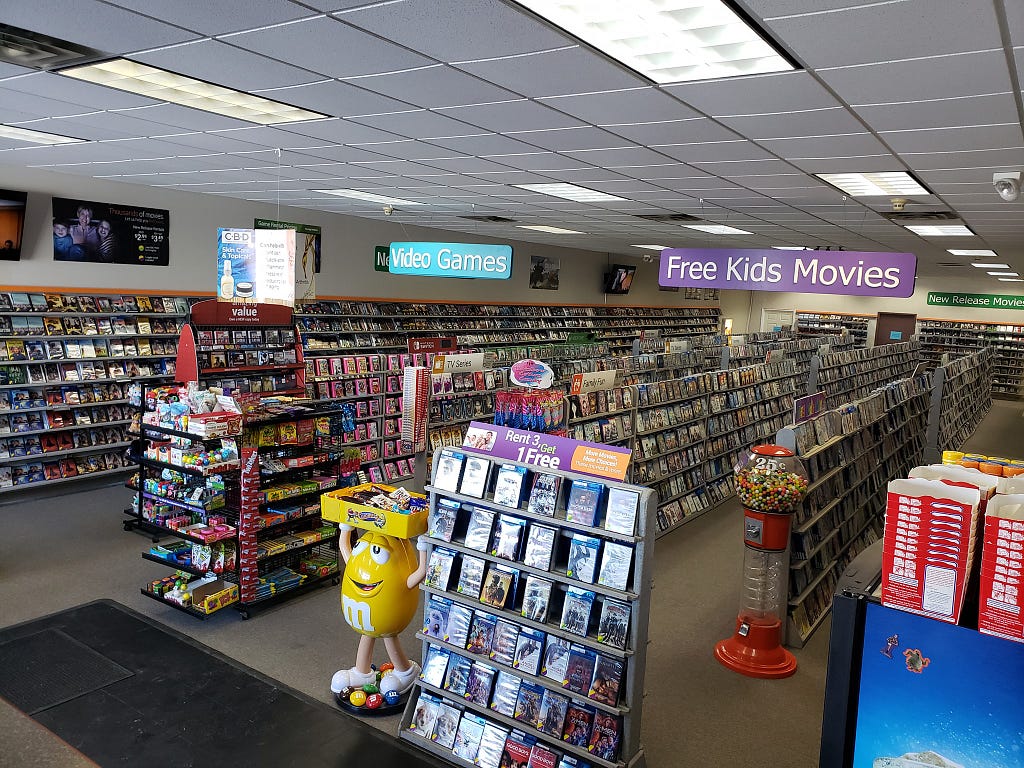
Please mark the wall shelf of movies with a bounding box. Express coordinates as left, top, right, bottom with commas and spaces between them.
400, 445, 655, 768
0, 290, 190, 492
923, 348, 993, 463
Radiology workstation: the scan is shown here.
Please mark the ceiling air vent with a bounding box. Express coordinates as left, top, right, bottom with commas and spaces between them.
458, 215, 518, 223
880, 210, 959, 222
0, 25, 105, 71
634, 213, 703, 223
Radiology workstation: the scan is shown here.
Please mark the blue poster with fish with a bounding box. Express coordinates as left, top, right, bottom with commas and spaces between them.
854, 601, 1024, 768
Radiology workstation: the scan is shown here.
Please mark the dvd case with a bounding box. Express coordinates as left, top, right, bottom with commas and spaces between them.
566, 533, 600, 583
523, 524, 557, 570
597, 541, 633, 592
521, 575, 553, 623
493, 463, 528, 507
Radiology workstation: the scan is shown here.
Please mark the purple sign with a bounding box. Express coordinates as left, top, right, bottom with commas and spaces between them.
793, 392, 826, 425
659, 248, 917, 298
462, 422, 632, 481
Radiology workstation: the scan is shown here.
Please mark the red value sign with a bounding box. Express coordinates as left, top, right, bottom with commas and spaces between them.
408, 336, 458, 354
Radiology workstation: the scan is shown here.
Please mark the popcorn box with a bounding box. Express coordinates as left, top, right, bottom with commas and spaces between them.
978, 495, 1024, 643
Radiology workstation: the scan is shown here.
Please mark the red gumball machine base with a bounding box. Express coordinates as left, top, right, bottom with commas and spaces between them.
714, 616, 797, 679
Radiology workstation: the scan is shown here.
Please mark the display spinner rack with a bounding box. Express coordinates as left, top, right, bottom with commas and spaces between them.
806, 341, 921, 410
795, 312, 871, 347
922, 348, 994, 464
400, 453, 655, 768
0, 289, 188, 494
776, 373, 932, 647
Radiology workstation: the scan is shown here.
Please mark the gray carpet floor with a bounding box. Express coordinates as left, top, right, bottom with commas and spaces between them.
1, 399, 1018, 768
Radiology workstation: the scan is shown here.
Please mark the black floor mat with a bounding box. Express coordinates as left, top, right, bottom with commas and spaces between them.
0, 628, 133, 715
0, 600, 443, 768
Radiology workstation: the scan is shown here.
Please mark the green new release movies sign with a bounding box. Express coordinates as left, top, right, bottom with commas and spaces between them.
927, 291, 1024, 310
374, 246, 389, 272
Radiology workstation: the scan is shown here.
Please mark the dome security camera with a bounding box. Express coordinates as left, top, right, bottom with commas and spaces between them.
993, 172, 1021, 202
890, 198, 907, 212
383, 204, 395, 216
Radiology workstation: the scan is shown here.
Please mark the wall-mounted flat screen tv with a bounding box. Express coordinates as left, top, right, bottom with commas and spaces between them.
604, 264, 636, 294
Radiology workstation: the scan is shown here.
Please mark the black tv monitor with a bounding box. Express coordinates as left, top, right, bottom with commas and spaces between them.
820, 593, 1024, 768
604, 264, 636, 294
0, 188, 27, 261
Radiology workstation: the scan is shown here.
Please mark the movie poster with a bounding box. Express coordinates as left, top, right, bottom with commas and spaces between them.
52, 197, 169, 265
529, 255, 559, 290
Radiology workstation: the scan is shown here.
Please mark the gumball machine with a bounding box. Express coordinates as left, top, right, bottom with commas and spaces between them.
714, 444, 808, 678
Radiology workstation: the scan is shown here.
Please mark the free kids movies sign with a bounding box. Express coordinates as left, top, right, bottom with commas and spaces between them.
659, 248, 917, 298
388, 242, 512, 279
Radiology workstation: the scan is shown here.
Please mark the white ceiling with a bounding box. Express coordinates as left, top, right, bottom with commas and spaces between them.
0, 0, 1022, 280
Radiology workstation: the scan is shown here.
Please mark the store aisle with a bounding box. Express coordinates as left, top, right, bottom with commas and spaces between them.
1, 398, 1019, 767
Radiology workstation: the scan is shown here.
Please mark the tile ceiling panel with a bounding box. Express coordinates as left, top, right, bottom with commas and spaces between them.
348, 110, 484, 140
114, 104, 255, 133
423, 133, 543, 156
562, 146, 678, 168
901, 147, 1024, 171
106, 0, 317, 35
276, 118, 406, 145
336, 141, 444, 161
134, 40, 320, 91
663, 71, 841, 116
881, 123, 1024, 154
818, 50, 1014, 105
0, 72, 161, 111
503, 126, 630, 152
852, 93, 1021, 132
652, 141, 775, 164
3, 139, 162, 164
611, 164, 706, 181
224, 17, 434, 79
454, 47, 647, 99
762, 0, 1000, 68
435, 100, 582, 133
787, 155, 905, 174
346, 66, 519, 110
251, 81, 415, 118
2, 0, 199, 53
10, 116, 156, 142
720, 108, 866, 140
0, 63, 36, 80
760, 133, 890, 159
338, 0, 573, 61
599, 118, 738, 146
412, 156, 522, 174
0, 89, 103, 121
137, 131, 269, 153
538, 88, 701, 125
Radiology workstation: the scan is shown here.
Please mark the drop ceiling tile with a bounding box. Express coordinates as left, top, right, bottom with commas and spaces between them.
651, 141, 775, 164
764, 0, 999, 69
720, 108, 868, 140
853, 93, 1020, 132
251, 80, 415, 118
348, 110, 484, 139
338, 0, 573, 61
140, 131, 268, 153
281, 144, 394, 164
424, 133, 543, 156
664, 71, 841, 116
435, 99, 582, 133
503, 126, 630, 152
7, 139, 155, 164
11, 116, 140, 142
346, 65, 519, 110
919, 168, 1016, 184
564, 146, 677, 168
880, 124, 1024, 154
224, 16, 433, 79
33, 110, 187, 141
901, 147, 1024, 171
106, 0, 318, 35
538, 87, 701, 125
818, 50, 1013, 105
0, 106, 56, 125
599, 118, 739, 146
481, 153, 590, 172
787, 155, 906, 174
135, 40, 321, 91
111, 104, 254, 133
454, 47, 647, 99
277, 118, 406, 145
0, 63, 36, 81
416, 156, 524, 174
2, 72, 163, 112
760, 133, 889, 159
3, 0, 199, 53
0, 89, 100, 121
347, 140, 465, 161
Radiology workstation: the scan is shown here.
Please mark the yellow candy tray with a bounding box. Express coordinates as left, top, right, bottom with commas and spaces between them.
320, 483, 427, 539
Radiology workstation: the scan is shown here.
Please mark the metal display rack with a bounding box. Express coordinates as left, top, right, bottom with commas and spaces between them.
922, 348, 994, 464
399, 453, 656, 768
806, 341, 921, 410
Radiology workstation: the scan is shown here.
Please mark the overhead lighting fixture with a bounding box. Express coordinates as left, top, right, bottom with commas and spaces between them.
998, 278, 1024, 282
970, 262, 1010, 269
514, 183, 626, 203
58, 59, 326, 125
631, 244, 668, 250
903, 224, 975, 236
315, 189, 424, 206
512, 0, 794, 84
684, 224, 752, 235
988, 272, 1019, 277
948, 249, 998, 257
0, 124, 83, 145
815, 172, 929, 197
772, 246, 809, 250
517, 225, 585, 234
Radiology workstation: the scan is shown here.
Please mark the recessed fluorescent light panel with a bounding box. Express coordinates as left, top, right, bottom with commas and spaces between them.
58, 59, 326, 124
631, 244, 668, 250
684, 224, 752, 235
514, 183, 626, 202
517, 225, 584, 234
903, 224, 974, 236
513, 0, 794, 83
815, 172, 928, 197
315, 189, 423, 206
988, 272, 1019, 276
998, 278, 1024, 282
971, 262, 1010, 269
0, 124, 83, 145
772, 246, 809, 250
948, 249, 998, 257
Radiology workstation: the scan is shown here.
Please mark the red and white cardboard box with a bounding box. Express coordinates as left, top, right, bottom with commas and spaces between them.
882, 478, 980, 624
978, 494, 1024, 643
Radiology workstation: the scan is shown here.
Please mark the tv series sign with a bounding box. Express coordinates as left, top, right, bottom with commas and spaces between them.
52, 197, 169, 266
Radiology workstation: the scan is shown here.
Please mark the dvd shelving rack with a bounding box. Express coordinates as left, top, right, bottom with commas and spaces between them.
923, 348, 994, 463
400, 452, 655, 768
917, 319, 988, 370
795, 312, 870, 347
776, 372, 932, 647
806, 341, 921, 410
983, 323, 1024, 399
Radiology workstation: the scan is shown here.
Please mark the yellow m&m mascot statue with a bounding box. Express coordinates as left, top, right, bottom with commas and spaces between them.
321, 484, 429, 703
